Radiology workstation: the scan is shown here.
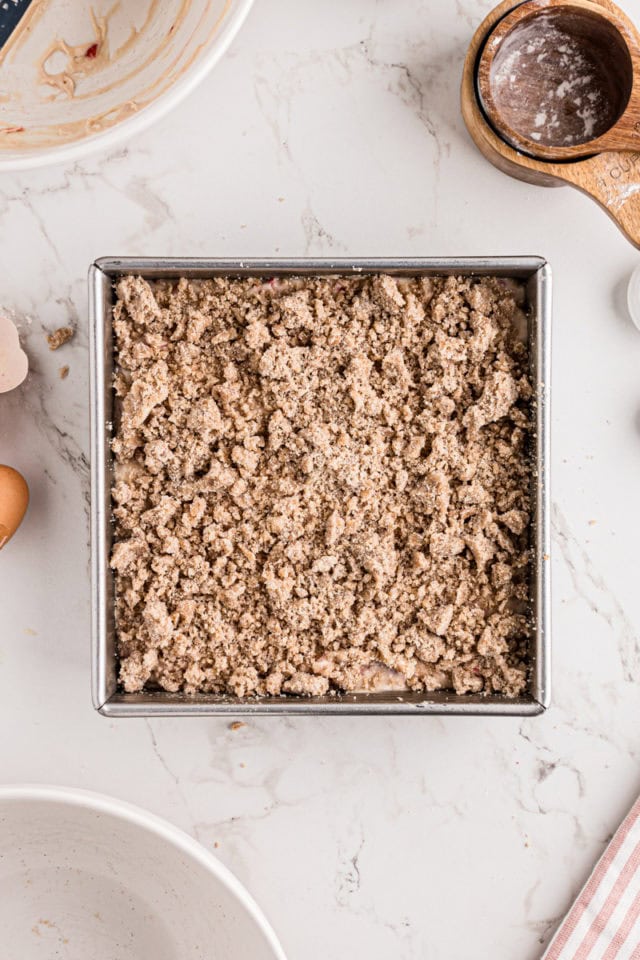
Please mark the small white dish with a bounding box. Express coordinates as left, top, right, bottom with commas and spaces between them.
0, 785, 286, 960
627, 262, 640, 331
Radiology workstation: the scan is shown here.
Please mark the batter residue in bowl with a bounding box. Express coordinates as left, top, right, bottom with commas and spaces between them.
0, 0, 230, 151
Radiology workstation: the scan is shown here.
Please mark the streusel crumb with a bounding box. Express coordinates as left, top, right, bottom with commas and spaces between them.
46, 326, 74, 350
111, 274, 533, 698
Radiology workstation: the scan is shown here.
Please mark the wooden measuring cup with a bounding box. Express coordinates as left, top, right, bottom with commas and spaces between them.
477, 0, 640, 161
462, 0, 640, 247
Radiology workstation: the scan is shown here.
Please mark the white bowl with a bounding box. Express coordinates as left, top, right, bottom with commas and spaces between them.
0, 0, 254, 171
0, 785, 286, 960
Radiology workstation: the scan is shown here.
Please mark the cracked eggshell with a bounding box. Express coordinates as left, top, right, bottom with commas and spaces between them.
0, 316, 28, 393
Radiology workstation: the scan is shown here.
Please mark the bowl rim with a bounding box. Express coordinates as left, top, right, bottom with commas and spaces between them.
0, 0, 255, 173
0, 783, 287, 960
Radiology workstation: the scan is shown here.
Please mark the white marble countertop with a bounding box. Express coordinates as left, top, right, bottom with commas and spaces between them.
2, 1, 640, 957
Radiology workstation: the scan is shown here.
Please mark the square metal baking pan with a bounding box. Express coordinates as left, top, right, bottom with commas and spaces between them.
90, 257, 551, 717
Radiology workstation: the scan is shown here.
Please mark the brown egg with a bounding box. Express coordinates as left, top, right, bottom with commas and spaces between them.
0, 465, 29, 550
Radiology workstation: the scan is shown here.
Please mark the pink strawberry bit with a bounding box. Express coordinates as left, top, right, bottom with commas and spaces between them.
85, 43, 99, 59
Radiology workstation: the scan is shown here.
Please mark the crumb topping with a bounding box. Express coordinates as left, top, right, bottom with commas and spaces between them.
47, 326, 74, 351
110, 274, 533, 699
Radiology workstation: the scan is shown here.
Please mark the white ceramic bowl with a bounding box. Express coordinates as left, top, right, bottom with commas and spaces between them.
0, 0, 254, 171
0, 785, 286, 960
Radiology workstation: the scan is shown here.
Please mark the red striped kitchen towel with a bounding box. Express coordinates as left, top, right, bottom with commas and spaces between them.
543, 795, 640, 960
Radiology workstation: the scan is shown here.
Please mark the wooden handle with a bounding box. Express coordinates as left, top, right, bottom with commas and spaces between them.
567, 151, 640, 247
